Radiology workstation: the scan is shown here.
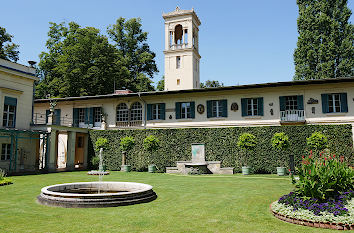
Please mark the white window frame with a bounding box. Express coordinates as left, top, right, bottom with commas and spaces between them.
152, 104, 161, 120
2, 104, 16, 128
247, 98, 258, 116
1, 144, 11, 161
285, 96, 298, 110
116, 103, 129, 122
93, 107, 102, 127
211, 100, 223, 118
130, 102, 142, 121
181, 102, 191, 119
328, 94, 341, 113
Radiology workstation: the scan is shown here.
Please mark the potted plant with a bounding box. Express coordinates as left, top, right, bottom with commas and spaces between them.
271, 132, 290, 176
306, 132, 328, 157
143, 135, 160, 173
94, 137, 108, 171
119, 136, 135, 172
237, 133, 257, 175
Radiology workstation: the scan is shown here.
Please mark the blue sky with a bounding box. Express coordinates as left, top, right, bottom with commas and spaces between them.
1, 0, 353, 86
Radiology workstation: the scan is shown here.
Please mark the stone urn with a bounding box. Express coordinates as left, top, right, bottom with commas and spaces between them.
242, 166, 251, 175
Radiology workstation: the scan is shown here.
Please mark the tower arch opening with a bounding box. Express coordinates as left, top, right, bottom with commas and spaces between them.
174, 24, 183, 45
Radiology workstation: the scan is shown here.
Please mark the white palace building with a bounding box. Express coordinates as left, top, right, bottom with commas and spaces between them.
2, 7, 352, 173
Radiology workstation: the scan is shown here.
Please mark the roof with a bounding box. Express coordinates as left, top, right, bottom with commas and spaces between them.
34, 77, 354, 103
0, 58, 37, 80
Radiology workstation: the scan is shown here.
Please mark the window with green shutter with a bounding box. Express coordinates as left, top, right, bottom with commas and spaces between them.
322, 93, 348, 113
3, 96, 17, 128
147, 103, 166, 120
241, 97, 263, 116
207, 100, 227, 118
176, 102, 194, 119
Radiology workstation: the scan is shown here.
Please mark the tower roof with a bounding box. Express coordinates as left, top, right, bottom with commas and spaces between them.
162, 7, 201, 26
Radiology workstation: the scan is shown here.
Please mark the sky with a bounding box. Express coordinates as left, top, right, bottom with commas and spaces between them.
1, 0, 353, 87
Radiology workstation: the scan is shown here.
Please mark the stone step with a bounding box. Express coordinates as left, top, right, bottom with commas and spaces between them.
219, 167, 234, 175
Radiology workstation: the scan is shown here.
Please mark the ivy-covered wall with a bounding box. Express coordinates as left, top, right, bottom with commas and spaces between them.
88, 124, 353, 173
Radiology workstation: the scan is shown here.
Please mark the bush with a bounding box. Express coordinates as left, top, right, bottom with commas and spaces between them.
306, 132, 328, 155
91, 156, 100, 169
237, 133, 257, 167
120, 136, 135, 152
95, 137, 108, 151
292, 150, 354, 201
143, 135, 160, 153
272, 132, 290, 167
88, 125, 353, 173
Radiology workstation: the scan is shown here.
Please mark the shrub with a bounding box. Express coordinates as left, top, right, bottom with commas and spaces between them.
271, 132, 290, 167
292, 150, 354, 201
0, 169, 5, 181
119, 136, 135, 152
95, 137, 108, 151
237, 133, 257, 166
143, 135, 160, 165
306, 132, 328, 155
88, 125, 353, 172
91, 156, 100, 169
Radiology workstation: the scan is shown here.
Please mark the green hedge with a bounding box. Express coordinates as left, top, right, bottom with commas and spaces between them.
88, 125, 353, 173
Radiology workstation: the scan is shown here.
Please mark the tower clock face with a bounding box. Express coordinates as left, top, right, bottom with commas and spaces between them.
197, 104, 205, 114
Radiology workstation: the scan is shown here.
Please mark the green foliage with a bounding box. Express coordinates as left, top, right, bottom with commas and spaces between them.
88, 125, 353, 173
272, 132, 290, 151
0, 168, 5, 181
36, 18, 157, 98
237, 133, 257, 151
156, 76, 164, 91
119, 136, 135, 152
294, 0, 354, 80
91, 156, 100, 169
292, 150, 354, 200
307, 132, 328, 154
200, 80, 224, 88
95, 137, 108, 151
0, 27, 19, 62
143, 135, 160, 153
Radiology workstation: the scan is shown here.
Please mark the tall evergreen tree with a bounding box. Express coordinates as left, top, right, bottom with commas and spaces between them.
0, 26, 19, 62
294, 0, 353, 80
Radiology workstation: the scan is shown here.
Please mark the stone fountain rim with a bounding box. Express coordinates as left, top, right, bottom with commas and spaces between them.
41, 181, 153, 197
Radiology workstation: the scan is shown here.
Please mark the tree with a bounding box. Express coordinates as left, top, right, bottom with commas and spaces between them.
0, 26, 19, 62
156, 76, 165, 91
36, 22, 121, 98
200, 80, 224, 88
107, 17, 158, 92
294, 0, 354, 80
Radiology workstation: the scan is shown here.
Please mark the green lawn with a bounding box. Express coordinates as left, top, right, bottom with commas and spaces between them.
0, 172, 332, 233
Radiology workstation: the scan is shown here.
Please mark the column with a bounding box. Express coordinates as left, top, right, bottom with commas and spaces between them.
83, 134, 89, 169
48, 129, 57, 171
66, 131, 76, 171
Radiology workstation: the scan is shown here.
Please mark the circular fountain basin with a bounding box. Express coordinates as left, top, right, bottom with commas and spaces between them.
37, 181, 157, 208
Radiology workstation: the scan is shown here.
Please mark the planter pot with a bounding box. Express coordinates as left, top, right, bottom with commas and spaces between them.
242, 166, 251, 175
276, 167, 287, 176
121, 165, 131, 172
148, 164, 157, 173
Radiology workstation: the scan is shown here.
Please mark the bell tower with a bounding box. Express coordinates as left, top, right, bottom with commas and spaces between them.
163, 7, 201, 91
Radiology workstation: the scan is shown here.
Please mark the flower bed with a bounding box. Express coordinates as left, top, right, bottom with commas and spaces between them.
271, 200, 354, 230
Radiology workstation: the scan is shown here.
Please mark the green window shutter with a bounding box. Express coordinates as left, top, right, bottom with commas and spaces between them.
54, 109, 61, 125
258, 97, 264, 116
297, 95, 304, 110
175, 102, 181, 119
279, 96, 286, 111
190, 102, 195, 119
221, 99, 228, 117
147, 104, 152, 120
84, 108, 89, 124
321, 94, 329, 113
89, 108, 94, 125
340, 93, 348, 112
45, 110, 50, 124
73, 108, 79, 127
160, 103, 166, 120
4, 96, 17, 106
206, 100, 212, 118
241, 98, 247, 117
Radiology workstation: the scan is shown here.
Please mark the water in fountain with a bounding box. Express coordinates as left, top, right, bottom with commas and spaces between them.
98, 148, 104, 194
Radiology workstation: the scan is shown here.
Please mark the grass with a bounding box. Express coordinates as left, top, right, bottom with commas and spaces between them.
0, 171, 333, 233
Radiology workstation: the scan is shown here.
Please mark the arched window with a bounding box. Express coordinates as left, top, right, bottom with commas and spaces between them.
130, 102, 142, 121
174, 24, 183, 45
116, 103, 129, 122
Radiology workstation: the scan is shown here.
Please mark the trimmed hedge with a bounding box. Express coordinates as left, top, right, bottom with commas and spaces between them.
88, 125, 353, 173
